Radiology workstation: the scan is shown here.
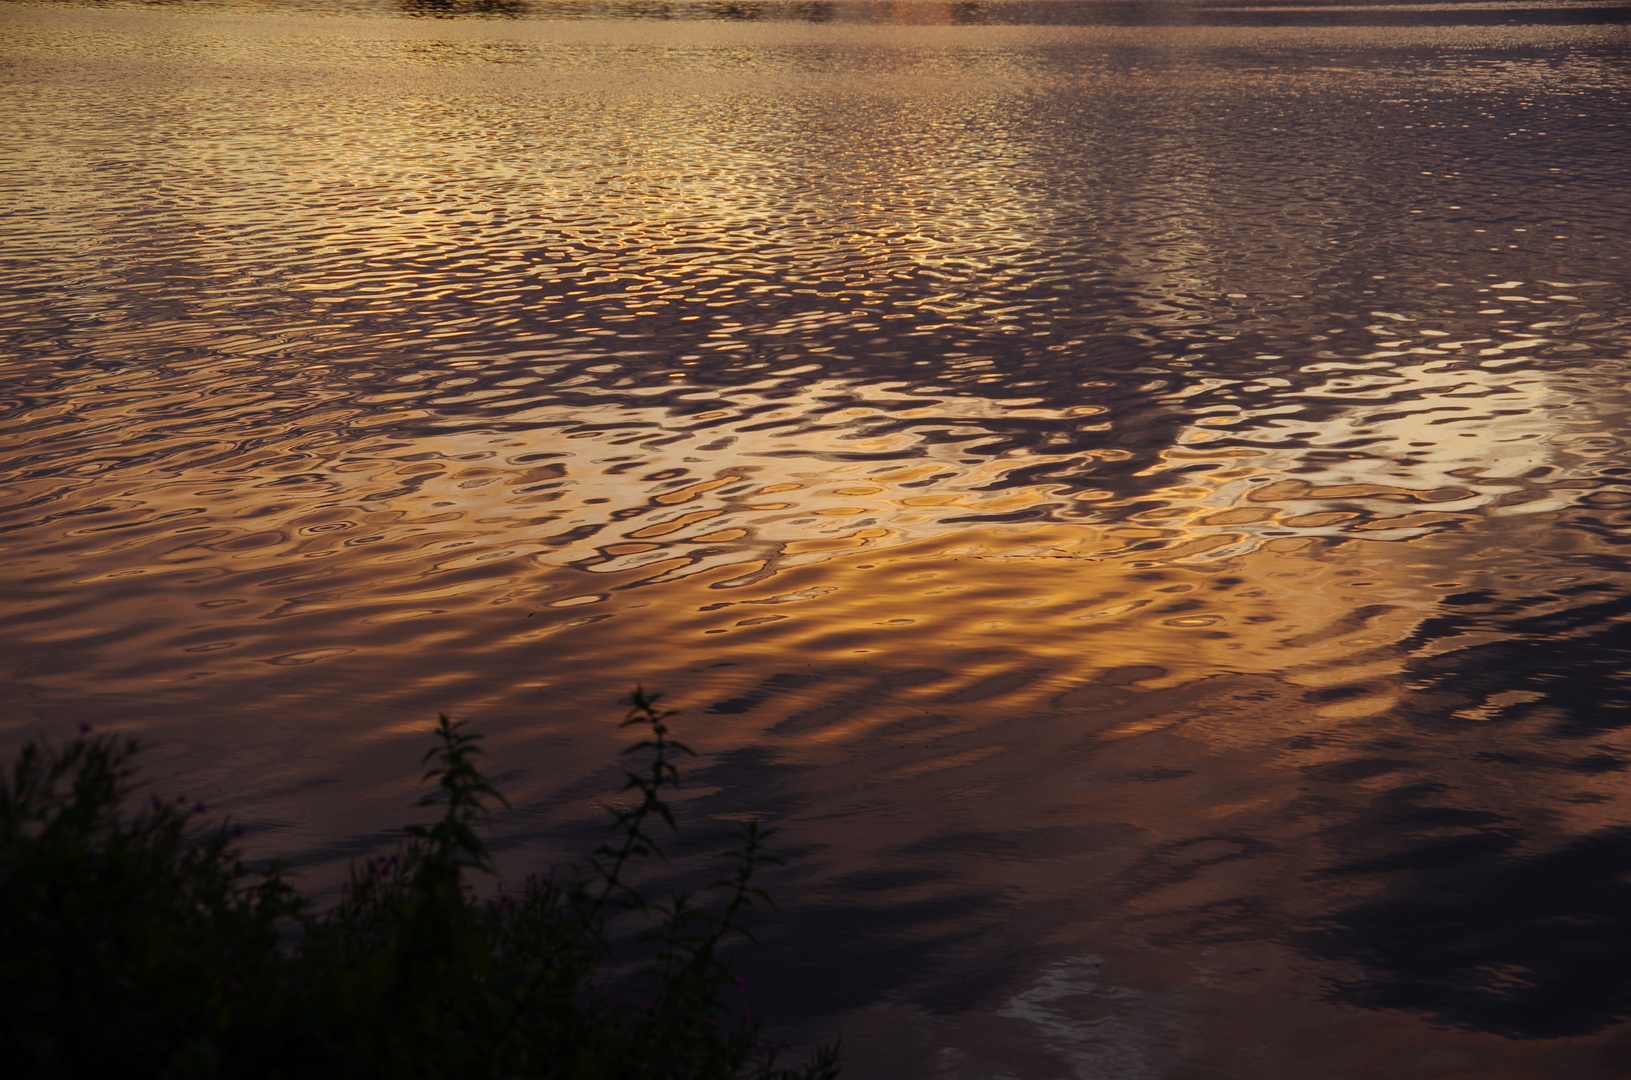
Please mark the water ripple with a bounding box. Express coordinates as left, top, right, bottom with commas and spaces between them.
5, 5, 1631, 1072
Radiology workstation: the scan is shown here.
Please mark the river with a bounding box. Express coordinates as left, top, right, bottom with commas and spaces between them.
4, 1, 1631, 1075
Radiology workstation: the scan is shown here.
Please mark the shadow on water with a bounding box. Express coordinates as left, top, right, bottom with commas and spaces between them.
1406, 578, 1631, 740
486, 742, 1014, 1023
1312, 588, 1631, 1039
1314, 827, 1631, 1039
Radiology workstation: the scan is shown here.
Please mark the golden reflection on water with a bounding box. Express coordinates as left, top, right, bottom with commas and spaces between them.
0, 2, 1625, 794
6, 3, 1631, 1073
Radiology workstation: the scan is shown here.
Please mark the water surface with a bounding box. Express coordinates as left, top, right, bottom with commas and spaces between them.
4, 1, 1631, 1074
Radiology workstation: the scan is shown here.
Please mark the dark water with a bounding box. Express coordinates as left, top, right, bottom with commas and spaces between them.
5, 0, 1631, 1074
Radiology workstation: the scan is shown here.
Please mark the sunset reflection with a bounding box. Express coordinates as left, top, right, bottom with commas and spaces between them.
5, 1, 1631, 1075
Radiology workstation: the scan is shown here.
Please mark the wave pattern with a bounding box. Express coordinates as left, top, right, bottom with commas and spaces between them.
4, 6, 1631, 1073
28, 0, 1631, 26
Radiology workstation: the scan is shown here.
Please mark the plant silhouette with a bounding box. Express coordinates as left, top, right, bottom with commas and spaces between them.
0, 691, 840, 1080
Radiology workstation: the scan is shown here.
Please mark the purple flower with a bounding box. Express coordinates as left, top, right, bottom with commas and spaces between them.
193, 801, 208, 814
77, 723, 93, 735
232, 824, 244, 838
734, 975, 747, 990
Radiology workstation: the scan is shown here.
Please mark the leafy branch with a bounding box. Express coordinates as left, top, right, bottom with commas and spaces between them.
0, 692, 840, 1080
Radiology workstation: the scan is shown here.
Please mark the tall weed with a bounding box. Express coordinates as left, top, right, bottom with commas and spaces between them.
0, 691, 839, 1080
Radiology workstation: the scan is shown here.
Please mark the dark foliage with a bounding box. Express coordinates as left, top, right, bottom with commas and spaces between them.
0, 690, 840, 1080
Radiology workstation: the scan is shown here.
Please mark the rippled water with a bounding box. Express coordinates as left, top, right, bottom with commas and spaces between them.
5, 0, 1631, 1074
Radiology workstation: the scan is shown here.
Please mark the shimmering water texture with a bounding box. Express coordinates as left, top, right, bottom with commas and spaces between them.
4, 3, 1631, 1076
